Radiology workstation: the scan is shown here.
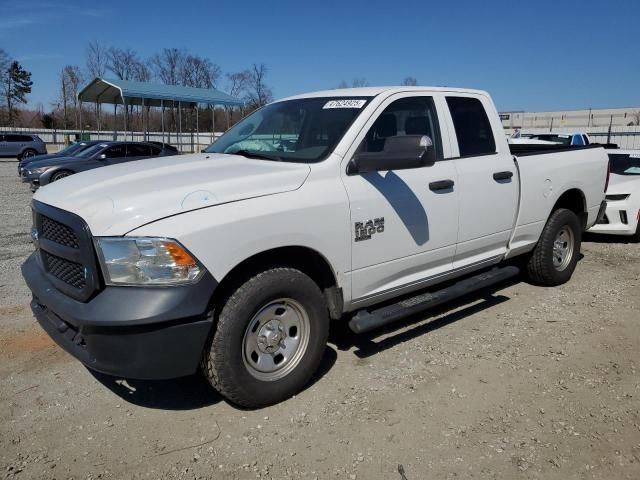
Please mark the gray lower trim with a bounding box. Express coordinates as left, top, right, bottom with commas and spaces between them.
347, 256, 503, 311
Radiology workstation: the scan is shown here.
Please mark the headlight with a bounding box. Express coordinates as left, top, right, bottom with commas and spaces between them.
95, 237, 203, 286
605, 194, 630, 201
29, 166, 51, 175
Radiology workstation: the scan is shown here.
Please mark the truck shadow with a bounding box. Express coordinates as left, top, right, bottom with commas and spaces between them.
583, 232, 639, 244
88, 347, 337, 411
329, 279, 519, 358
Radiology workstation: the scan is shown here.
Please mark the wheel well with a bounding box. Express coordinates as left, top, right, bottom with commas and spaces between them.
211, 246, 338, 312
552, 189, 587, 227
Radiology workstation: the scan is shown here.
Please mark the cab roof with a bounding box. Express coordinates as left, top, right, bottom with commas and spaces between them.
279, 86, 489, 102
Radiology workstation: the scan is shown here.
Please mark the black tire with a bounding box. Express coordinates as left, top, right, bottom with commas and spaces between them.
19, 149, 37, 160
201, 268, 329, 408
526, 208, 582, 286
50, 170, 73, 182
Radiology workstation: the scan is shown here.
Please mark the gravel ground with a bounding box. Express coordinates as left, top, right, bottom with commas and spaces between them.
1, 159, 639, 480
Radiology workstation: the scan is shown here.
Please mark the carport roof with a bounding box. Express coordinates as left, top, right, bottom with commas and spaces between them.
78, 77, 243, 107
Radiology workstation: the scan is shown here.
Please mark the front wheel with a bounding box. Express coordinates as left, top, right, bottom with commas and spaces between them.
19, 149, 37, 160
201, 268, 329, 408
526, 208, 582, 286
50, 170, 73, 182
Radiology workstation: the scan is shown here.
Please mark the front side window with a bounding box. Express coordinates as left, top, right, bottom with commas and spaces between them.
357, 96, 442, 159
446, 97, 496, 157
205, 96, 372, 163
104, 145, 126, 158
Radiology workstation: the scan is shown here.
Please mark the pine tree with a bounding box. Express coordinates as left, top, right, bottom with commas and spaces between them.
2, 60, 33, 125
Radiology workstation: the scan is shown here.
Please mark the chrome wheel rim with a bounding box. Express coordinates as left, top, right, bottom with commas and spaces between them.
242, 298, 310, 381
23, 150, 35, 158
52, 171, 70, 181
552, 225, 574, 271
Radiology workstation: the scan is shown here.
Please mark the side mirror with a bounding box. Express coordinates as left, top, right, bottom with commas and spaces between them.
347, 135, 436, 175
98, 153, 107, 160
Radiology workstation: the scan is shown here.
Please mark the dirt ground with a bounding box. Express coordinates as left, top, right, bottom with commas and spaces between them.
1, 158, 639, 480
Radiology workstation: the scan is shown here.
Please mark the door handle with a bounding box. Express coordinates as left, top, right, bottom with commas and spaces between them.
429, 179, 454, 191
493, 171, 513, 181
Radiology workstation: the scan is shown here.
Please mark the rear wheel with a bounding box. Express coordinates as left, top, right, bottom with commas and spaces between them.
201, 268, 329, 408
19, 149, 37, 160
50, 170, 73, 182
526, 208, 582, 286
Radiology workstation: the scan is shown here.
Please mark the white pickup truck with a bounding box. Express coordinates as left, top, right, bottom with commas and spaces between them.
22, 86, 609, 407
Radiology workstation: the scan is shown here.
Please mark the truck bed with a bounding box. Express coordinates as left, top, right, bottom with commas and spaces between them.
508, 143, 604, 156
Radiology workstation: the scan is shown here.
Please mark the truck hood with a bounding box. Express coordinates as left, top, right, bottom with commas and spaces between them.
33, 153, 311, 235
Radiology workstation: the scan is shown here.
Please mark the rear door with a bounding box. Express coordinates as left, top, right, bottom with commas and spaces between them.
4, 134, 22, 156
342, 93, 459, 304
444, 95, 518, 269
124, 143, 151, 162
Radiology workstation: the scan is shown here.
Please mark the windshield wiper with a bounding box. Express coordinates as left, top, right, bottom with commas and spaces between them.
233, 150, 282, 162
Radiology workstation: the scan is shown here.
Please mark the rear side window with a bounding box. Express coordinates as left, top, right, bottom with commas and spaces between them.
446, 97, 496, 157
126, 144, 150, 157
5, 134, 20, 142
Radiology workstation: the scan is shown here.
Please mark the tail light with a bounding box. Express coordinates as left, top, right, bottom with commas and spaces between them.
604, 157, 611, 192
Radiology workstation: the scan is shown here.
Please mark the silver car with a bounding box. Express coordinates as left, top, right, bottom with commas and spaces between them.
0, 133, 47, 160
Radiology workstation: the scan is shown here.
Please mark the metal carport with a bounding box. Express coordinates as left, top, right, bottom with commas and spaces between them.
78, 77, 244, 149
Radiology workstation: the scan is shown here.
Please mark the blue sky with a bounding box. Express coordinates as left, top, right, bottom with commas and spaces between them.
1, 0, 638, 112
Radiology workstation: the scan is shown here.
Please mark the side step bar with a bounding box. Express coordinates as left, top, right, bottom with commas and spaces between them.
348, 266, 520, 334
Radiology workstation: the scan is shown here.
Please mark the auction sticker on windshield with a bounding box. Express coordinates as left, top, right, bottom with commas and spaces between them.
323, 99, 367, 109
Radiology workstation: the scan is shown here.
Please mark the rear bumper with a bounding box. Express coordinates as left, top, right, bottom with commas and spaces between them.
22, 253, 217, 379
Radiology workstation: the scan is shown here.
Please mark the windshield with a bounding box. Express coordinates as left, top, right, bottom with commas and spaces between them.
58, 142, 86, 156
531, 134, 572, 145
77, 144, 108, 158
609, 153, 640, 176
205, 97, 372, 163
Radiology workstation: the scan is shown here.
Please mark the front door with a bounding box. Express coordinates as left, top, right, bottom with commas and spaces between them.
342, 94, 459, 304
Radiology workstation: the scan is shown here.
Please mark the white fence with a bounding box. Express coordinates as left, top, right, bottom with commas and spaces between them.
0, 126, 224, 153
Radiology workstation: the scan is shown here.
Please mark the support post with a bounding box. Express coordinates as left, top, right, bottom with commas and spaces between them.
123, 96, 127, 139
113, 103, 117, 140
161, 99, 165, 144
79, 101, 83, 140
195, 103, 199, 152
211, 104, 214, 144
142, 98, 146, 141
178, 101, 182, 153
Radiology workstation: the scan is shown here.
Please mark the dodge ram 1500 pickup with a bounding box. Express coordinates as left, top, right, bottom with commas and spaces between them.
22, 86, 609, 407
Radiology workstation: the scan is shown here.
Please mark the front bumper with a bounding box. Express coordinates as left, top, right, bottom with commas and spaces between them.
21, 253, 217, 379
589, 199, 639, 236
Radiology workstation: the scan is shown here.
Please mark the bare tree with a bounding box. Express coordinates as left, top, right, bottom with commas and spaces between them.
60, 65, 83, 128
150, 48, 186, 86
224, 70, 250, 127
182, 55, 221, 88
402, 76, 417, 86
336, 80, 349, 89
245, 63, 273, 110
86, 40, 108, 78
107, 47, 141, 80
351, 78, 369, 87
630, 110, 640, 126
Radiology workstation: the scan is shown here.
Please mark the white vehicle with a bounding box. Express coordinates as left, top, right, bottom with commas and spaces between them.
589, 150, 640, 240
22, 86, 609, 407
509, 132, 591, 146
